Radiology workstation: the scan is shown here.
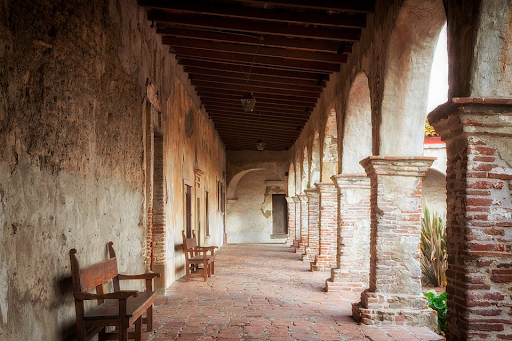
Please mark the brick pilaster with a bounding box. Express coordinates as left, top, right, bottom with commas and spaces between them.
311, 181, 337, 272
325, 175, 371, 292
302, 188, 320, 262
296, 194, 308, 254
352, 157, 437, 329
429, 98, 512, 340
292, 196, 301, 249
285, 196, 296, 246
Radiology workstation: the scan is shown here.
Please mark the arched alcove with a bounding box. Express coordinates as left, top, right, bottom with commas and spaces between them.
379, 0, 446, 156
342, 72, 372, 174
322, 108, 339, 180
226, 169, 286, 243
422, 168, 447, 219
311, 132, 321, 185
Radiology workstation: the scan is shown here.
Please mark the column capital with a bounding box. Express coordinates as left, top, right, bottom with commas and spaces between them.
428, 98, 512, 141
296, 193, 308, 202
304, 188, 319, 199
314, 180, 336, 191
292, 195, 300, 203
360, 156, 435, 178
331, 174, 370, 189
285, 196, 295, 204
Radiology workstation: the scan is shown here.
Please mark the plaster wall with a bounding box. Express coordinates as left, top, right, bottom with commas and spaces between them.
226, 170, 284, 243
0, 0, 225, 339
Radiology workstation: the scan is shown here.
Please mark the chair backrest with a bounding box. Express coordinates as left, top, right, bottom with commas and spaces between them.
182, 230, 198, 257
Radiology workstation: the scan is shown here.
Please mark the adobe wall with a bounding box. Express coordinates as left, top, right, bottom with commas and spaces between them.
0, 0, 225, 339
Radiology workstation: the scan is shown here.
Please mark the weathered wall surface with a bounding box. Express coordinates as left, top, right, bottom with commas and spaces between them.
226, 170, 284, 243
0, 0, 225, 339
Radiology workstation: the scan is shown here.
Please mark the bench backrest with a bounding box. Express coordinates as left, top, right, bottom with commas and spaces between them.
70, 245, 120, 298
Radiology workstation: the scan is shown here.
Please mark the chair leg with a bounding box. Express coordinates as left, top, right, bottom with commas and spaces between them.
211, 261, 215, 275
135, 317, 142, 341
147, 305, 153, 331
203, 259, 208, 281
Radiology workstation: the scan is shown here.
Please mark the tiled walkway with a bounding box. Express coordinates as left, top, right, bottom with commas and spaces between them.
147, 243, 444, 341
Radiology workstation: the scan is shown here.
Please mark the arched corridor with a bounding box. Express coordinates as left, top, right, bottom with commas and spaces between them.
151, 244, 442, 341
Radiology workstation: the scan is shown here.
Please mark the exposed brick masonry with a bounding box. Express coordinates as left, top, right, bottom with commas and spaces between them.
303, 188, 320, 262
296, 194, 308, 254
311, 182, 338, 272
429, 100, 512, 340
326, 175, 371, 292
352, 157, 437, 330
286, 197, 296, 246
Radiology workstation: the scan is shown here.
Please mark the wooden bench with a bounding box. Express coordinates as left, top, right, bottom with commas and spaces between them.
69, 242, 160, 341
182, 230, 217, 282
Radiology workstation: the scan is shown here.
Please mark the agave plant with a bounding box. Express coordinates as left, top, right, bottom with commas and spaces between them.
420, 201, 447, 287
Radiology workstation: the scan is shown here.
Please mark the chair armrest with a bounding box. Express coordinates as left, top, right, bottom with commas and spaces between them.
118, 272, 160, 291
73, 290, 139, 301
118, 272, 160, 280
195, 246, 218, 256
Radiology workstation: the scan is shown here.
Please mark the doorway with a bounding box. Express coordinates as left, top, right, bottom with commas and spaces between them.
272, 194, 288, 236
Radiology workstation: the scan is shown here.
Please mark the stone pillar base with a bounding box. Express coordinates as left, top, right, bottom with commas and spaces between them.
352, 290, 437, 329
300, 247, 316, 262
310, 255, 335, 272
152, 263, 167, 295
295, 242, 305, 254
324, 268, 368, 293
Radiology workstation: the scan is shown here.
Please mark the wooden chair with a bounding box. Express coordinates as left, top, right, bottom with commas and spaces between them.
182, 230, 217, 281
69, 242, 160, 341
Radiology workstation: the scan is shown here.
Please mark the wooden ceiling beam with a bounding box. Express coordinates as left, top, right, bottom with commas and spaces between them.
215, 127, 299, 138
179, 59, 328, 81
173, 47, 341, 72
228, 0, 375, 13
196, 89, 317, 106
185, 67, 326, 87
212, 118, 299, 130
163, 37, 347, 64
207, 109, 309, 122
139, 0, 366, 28
153, 12, 361, 42
191, 75, 322, 93
193, 81, 320, 99
203, 102, 311, 116
157, 27, 347, 53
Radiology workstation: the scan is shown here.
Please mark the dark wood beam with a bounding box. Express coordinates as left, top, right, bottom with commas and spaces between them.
212, 118, 299, 130
153, 12, 361, 42
191, 75, 322, 93
203, 101, 312, 116
185, 67, 326, 87
179, 59, 329, 81
157, 27, 347, 53
207, 108, 310, 121
139, 0, 366, 28
208, 110, 307, 125
173, 47, 342, 72
229, 0, 375, 13
193, 81, 320, 99
196, 89, 317, 106
215, 126, 299, 137
163, 37, 347, 64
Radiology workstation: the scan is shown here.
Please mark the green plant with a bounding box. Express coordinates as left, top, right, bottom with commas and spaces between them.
424, 291, 447, 333
420, 201, 447, 287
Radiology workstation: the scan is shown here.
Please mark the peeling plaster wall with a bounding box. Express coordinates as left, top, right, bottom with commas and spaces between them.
0, 0, 225, 339
226, 170, 284, 243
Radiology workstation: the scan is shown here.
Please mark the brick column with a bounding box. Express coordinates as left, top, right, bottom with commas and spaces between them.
285, 196, 296, 246
302, 188, 319, 262
325, 175, 371, 292
311, 181, 337, 272
296, 194, 308, 254
429, 99, 512, 340
292, 196, 301, 249
352, 157, 437, 329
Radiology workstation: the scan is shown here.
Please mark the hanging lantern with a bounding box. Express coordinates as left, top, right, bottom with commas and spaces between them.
241, 92, 256, 113
256, 139, 265, 151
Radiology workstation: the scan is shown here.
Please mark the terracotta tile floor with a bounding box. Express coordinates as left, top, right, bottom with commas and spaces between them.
146, 243, 444, 341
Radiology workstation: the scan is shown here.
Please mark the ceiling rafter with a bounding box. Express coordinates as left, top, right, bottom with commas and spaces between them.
139, 0, 366, 28
152, 12, 362, 42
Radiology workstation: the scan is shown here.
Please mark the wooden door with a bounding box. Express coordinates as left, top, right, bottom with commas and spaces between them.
272, 194, 288, 235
